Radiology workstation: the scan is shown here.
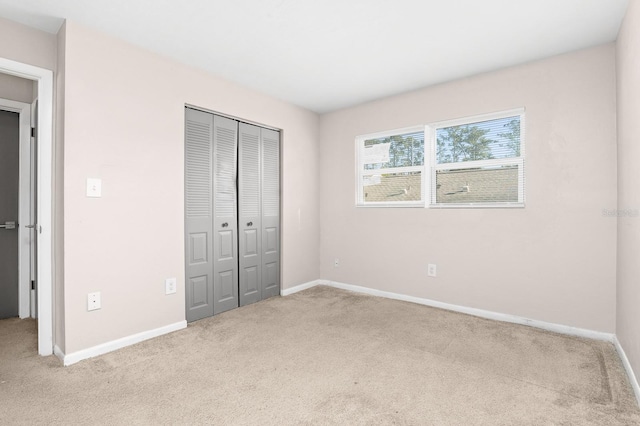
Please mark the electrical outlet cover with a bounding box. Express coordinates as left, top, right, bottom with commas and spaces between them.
87, 292, 101, 311
86, 178, 102, 197
165, 278, 177, 295
428, 264, 437, 277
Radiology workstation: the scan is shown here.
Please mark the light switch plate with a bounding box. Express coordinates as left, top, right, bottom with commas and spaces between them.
87, 178, 102, 197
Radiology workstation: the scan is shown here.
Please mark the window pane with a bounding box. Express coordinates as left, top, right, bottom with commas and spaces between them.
435, 165, 519, 204
363, 171, 422, 203
436, 116, 520, 164
364, 131, 424, 170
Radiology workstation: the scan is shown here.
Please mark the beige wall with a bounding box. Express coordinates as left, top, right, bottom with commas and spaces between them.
61, 21, 320, 353
0, 73, 35, 103
0, 12, 627, 358
616, 0, 640, 388
0, 16, 56, 70
319, 44, 617, 333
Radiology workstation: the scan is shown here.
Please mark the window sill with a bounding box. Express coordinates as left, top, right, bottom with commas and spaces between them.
428, 202, 525, 209
356, 202, 425, 208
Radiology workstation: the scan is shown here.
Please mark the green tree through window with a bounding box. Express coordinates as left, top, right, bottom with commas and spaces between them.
498, 118, 521, 157
364, 132, 424, 170
436, 125, 495, 163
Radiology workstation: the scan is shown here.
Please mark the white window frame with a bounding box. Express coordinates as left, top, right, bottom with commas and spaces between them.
355, 108, 525, 209
427, 108, 525, 209
355, 125, 426, 208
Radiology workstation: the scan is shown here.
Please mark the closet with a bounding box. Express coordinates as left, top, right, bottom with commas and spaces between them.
185, 107, 280, 322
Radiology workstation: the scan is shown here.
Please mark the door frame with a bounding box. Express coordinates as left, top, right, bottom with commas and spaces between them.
0, 58, 54, 356
0, 98, 31, 319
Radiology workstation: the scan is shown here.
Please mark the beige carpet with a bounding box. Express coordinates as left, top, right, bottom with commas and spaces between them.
1, 286, 639, 425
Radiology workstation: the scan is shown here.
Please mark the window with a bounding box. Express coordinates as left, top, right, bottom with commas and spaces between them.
355, 109, 525, 208
356, 127, 425, 207
428, 109, 525, 207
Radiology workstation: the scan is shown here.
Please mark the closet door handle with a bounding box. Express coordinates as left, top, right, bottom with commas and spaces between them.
247, 221, 253, 227
221, 222, 228, 228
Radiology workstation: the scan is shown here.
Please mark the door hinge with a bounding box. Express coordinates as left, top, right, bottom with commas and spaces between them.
31, 280, 36, 290
31, 127, 35, 138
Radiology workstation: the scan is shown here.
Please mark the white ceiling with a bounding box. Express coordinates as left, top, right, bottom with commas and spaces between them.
0, 0, 629, 113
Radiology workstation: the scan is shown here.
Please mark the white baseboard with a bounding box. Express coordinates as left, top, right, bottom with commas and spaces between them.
51, 279, 638, 406
614, 336, 640, 406
308, 280, 615, 343
61, 321, 187, 366
53, 344, 64, 362
281, 279, 323, 296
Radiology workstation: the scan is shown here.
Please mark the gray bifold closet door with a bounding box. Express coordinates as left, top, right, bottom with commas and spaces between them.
185, 109, 239, 322
238, 123, 280, 306
185, 108, 279, 322
259, 126, 280, 300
